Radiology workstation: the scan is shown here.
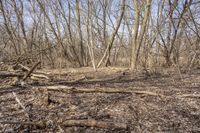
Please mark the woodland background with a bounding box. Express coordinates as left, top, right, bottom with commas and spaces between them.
0, 0, 199, 70
1, 1, 200, 132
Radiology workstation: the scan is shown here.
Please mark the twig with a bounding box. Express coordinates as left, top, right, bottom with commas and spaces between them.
188, 53, 197, 72
0, 120, 45, 128
31, 73, 49, 80
58, 125, 64, 133
133, 91, 164, 97
12, 92, 29, 118
18, 64, 30, 71
12, 92, 26, 110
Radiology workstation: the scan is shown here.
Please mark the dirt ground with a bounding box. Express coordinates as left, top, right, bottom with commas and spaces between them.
0, 67, 200, 132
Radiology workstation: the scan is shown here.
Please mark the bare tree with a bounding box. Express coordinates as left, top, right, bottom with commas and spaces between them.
0, 0, 199, 70
76, 0, 86, 66
131, 0, 152, 70
97, 0, 125, 67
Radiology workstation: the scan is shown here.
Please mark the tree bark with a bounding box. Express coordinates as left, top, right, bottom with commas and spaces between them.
131, 0, 152, 70
76, 0, 85, 66
97, 0, 126, 67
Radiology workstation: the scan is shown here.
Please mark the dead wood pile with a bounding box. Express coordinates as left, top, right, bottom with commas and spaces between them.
0, 62, 49, 86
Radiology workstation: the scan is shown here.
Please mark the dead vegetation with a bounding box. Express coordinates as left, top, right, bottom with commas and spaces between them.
0, 63, 200, 132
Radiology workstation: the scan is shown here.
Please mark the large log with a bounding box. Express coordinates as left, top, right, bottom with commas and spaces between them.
55, 74, 124, 85
62, 119, 127, 129
0, 119, 128, 129
38, 85, 163, 97
0, 71, 23, 78
39, 85, 132, 94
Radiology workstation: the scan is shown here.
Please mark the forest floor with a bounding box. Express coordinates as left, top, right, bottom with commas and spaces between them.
0, 66, 200, 132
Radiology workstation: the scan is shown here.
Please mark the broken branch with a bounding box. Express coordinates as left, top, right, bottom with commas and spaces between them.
38, 85, 163, 97
23, 61, 41, 81
62, 119, 127, 129
0, 119, 127, 129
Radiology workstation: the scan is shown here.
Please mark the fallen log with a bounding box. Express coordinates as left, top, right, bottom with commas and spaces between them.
133, 91, 164, 97
38, 85, 163, 97
0, 63, 49, 81
180, 94, 200, 98
83, 74, 123, 83
55, 74, 124, 85
40, 86, 132, 94
0, 119, 128, 129
31, 73, 49, 80
0, 120, 45, 128
64, 76, 86, 83
0, 71, 23, 78
62, 119, 127, 129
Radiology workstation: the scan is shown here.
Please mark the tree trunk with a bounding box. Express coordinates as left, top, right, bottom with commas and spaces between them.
76, 0, 85, 66
97, 0, 125, 67
131, 0, 152, 70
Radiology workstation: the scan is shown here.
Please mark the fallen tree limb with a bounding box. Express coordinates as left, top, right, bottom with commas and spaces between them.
62, 119, 127, 129
83, 74, 123, 83
0, 85, 31, 95
23, 61, 41, 81
0, 119, 127, 129
12, 92, 26, 110
18, 63, 49, 80
64, 76, 86, 83
52, 76, 85, 84
180, 94, 200, 98
55, 74, 124, 85
0, 120, 45, 128
133, 91, 164, 97
18, 64, 49, 79
38, 85, 163, 97
40, 86, 132, 94
18, 64, 30, 71
0, 63, 49, 81
58, 125, 64, 133
0, 71, 23, 78
12, 92, 29, 118
31, 73, 49, 80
